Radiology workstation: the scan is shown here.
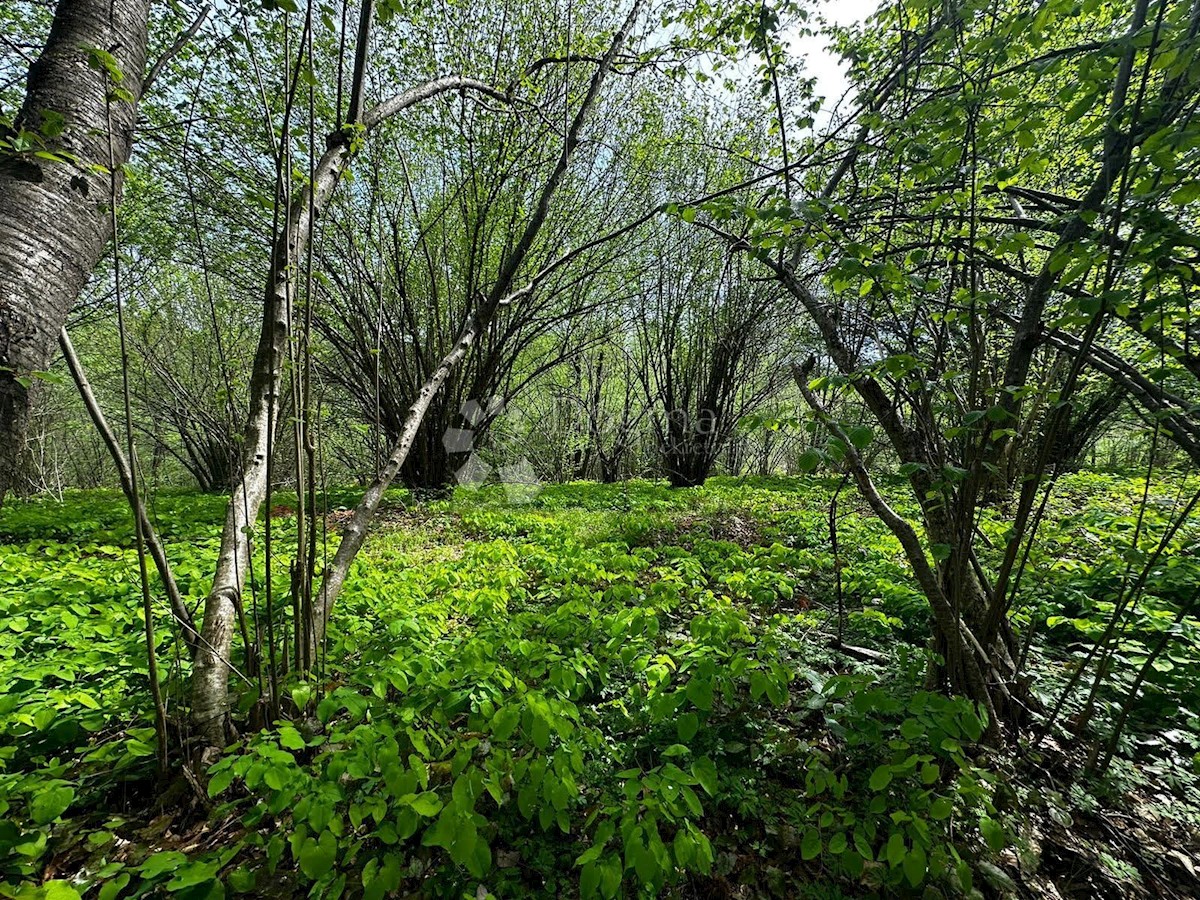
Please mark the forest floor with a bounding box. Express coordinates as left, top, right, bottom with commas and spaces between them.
1, 476, 1199, 899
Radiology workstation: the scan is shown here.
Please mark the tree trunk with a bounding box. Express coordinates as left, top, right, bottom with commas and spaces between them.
190, 75, 508, 750
663, 416, 717, 488
396, 406, 459, 494
0, 0, 152, 505
304, 0, 648, 662
60, 327, 198, 654
310, 318, 482, 656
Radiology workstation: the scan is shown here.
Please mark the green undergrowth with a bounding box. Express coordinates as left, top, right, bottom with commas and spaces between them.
1, 475, 1198, 899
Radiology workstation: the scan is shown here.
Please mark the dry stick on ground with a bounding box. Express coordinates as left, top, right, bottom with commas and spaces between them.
59, 327, 199, 655
306, 0, 649, 659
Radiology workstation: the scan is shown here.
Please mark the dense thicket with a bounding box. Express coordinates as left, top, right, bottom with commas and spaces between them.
2, 0, 1199, 896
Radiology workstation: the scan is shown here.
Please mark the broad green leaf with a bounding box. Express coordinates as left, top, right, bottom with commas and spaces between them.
691, 757, 719, 797
868, 766, 892, 792
800, 827, 821, 861
31, 785, 74, 824
904, 844, 927, 886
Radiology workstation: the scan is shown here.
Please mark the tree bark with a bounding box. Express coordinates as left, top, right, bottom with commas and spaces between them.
310, 317, 481, 650
0, 0, 152, 505
791, 363, 999, 735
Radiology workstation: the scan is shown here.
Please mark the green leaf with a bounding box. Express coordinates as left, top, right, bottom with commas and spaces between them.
1170, 181, 1200, 205
885, 831, 906, 867
847, 425, 873, 449
800, 828, 821, 861
492, 705, 521, 740
291, 683, 312, 711
1063, 94, 1094, 125
31, 786, 75, 824
531, 713, 551, 750
207, 769, 235, 797
317, 696, 339, 723
853, 829, 873, 861
685, 676, 713, 711
676, 712, 699, 742
41, 881, 81, 900
97, 873, 130, 900
691, 757, 719, 797
980, 816, 1006, 852
960, 710, 984, 742
407, 792, 443, 817
903, 844, 927, 886
166, 860, 220, 890
580, 862, 601, 898
228, 867, 256, 893
673, 829, 695, 867
142, 851, 188, 880
868, 766, 892, 792
278, 726, 306, 750
299, 830, 338, 880
930, 797, 953, 819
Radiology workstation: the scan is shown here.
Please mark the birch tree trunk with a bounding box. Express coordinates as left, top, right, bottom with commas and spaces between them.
0, 0, 152, 505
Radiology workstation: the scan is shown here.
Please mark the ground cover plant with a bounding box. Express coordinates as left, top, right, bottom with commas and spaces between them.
5, 0, 1200, 896
2, 476, 1198, 898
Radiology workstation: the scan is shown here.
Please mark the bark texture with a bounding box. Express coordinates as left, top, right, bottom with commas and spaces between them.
0, 0, 152, 504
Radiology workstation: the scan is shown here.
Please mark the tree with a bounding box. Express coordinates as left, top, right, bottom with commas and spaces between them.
189, 0, 650, 748
305, 0, 650, 674
314, 88, 633, 491
0, 0, 155, 504
692, 0, 1200, 732
635, 224, 788, 487
524, 334, 650, 483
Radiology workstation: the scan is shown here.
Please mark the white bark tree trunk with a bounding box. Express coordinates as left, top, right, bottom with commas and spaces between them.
0, 0, 152, 503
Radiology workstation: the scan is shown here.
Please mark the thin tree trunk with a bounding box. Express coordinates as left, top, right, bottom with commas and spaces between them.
0, 0, 152, 504
60, 327, 198, 654
311, 317, 480, 646
190, 74, 507, 749
304, 0, 648, 659
791, 363, 998, 735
